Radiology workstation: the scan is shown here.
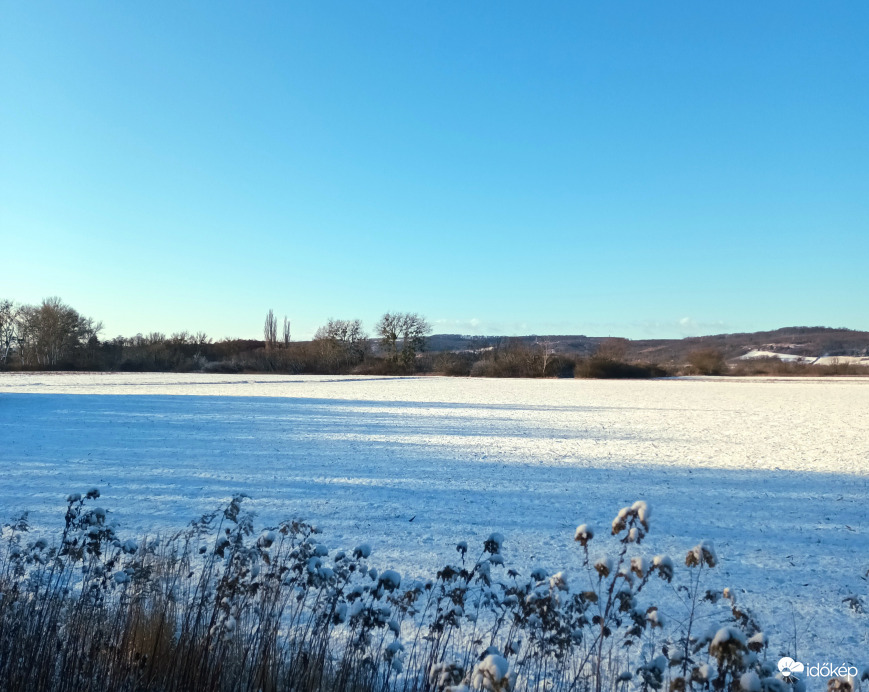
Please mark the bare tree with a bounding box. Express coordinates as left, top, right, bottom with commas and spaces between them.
0, 299, 18, 365
376, 312, 402, 362
534, 337, 557, 376
282, 316, 291, 348
144, 332, 166, 345
399, 313, 431, 367
376, 312, 431, 369
263, 309, 277, 350
15, 297, 102, 368
313, 318, 368, 368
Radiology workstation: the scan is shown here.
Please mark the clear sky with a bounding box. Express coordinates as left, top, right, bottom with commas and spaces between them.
1, 2, 866, 340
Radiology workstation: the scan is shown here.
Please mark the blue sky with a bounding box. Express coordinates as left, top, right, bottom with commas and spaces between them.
2, 2, 867, 340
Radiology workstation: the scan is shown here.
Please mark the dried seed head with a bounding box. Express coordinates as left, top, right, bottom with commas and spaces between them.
686, 540, 718, 568
574, 524, 594, 547
594, 557, 612, 579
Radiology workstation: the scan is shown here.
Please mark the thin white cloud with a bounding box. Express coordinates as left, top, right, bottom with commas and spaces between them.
432, 317, 731, 339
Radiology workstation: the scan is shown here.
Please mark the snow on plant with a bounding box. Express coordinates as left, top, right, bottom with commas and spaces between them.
574, 524, 594, 547
471, 651, 515, 691
0, 489, 863, 692
685, 539, 718, 568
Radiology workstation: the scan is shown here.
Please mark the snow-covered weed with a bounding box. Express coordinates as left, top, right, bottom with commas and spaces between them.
0, 491, 862, 692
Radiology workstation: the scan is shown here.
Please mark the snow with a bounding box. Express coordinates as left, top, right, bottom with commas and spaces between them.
473, 653, 511, 689
1, 372, 868, 664
813, 355, 869, 366
573, 524, 593, 543
120, 538, 138, 553
594, 556, 613, 578
646, 607, 665, 628
687, 539, 718, 568
486, 532, 505, 554
386, 640, 404, 653
739, 350, 815, 362
740, 671, 762, 692
652, 555, 672, 569
258, 530, 276, 548
530, 566, 547, 581
711, 626, 746, 647
747, 632, 767, 649
549, 571, 568, 591
378, 569, 402, 590
739, 350, 869, 366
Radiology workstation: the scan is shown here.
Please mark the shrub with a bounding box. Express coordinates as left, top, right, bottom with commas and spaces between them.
352, 356, 417, 376
201, 359, 243, 374
433, 352, 475, 376
576, 357, 668, 379
549, 355, 576, 378
469, 340, 547, 378
686, 349, 727, 376
729, 357, 867, 377
574, 340, 670, 379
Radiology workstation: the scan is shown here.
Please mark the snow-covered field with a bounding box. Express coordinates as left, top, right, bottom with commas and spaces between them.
739, 349, 869, 366
2, 373, 867, 664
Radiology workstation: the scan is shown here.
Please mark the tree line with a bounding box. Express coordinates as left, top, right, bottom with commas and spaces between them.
0, 296, 663, 378
0, 297, 434, 375
0, 296, 642, 377
1, 297, 102, 369
7, 296, 861, 378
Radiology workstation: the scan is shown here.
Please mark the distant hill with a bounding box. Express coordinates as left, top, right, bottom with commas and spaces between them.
425, 327, 869, 364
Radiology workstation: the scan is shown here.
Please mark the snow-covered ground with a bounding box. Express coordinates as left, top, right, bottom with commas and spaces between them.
739, 349, 869, 366
2, 373, 867, 665
739, 349, 815, 362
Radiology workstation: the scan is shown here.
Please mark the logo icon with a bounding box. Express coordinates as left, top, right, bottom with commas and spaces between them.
778, 658, 805, 678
